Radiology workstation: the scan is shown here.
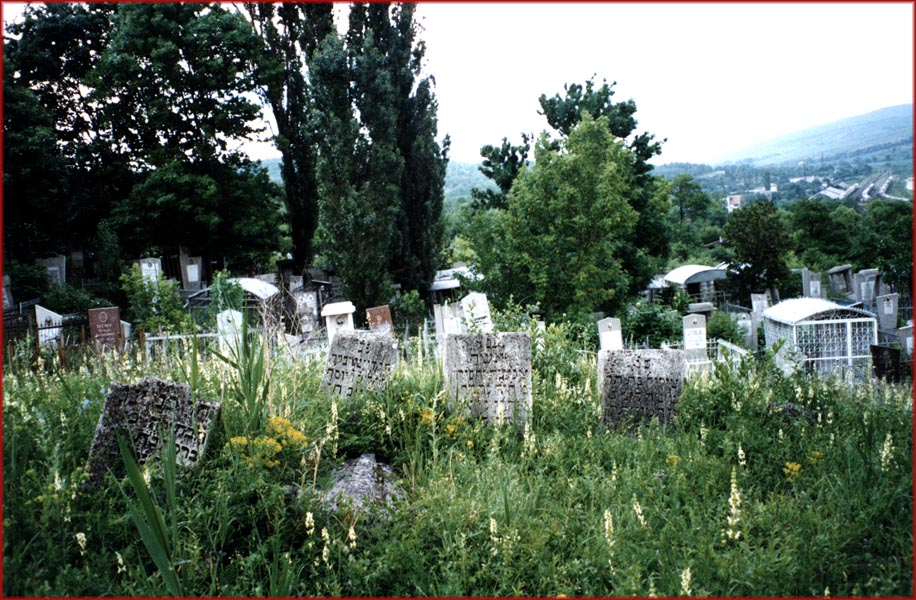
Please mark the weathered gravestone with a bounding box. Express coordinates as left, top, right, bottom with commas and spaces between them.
35, 304, 63, 346
444, 333, 531, 425
897, 325, 913, 357
321, 301, 356, 345
216, 309, 243, 354
827, 264, 854, 299
870, 344, 902, 382
89, 306, 123, 351
41, 255, 67, 288
750, 293, 769, 317
801, 268, 824, 299
291, 289, 319, 333
855, 268, 879, 307
366, 305, 394, 336
599, 350, 685, 426
320, 331, 398, 398
875, 293, 899, 331
85, 377, 221, 487
460, 292, 493, 333
682, 313, 707, 363
321, 453, 403, 516
138, 257, 162, 283
597, 317, 623, 351
734, 313, 757, 352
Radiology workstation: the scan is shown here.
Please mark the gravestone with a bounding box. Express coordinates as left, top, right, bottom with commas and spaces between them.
121, 321, 132, 349
875, 293, 899, 331
801, 268, 824, 298
321, 453, 403, 516
138, 257, 162, 283
35, 305, 63, 346
682, 313, 707, 362
460, 292, 493, 333
750, 293, 769, 317
320, 331, 398, 398
184, 257, 203, 291
897, 325, 913, 357
321, 301, 356, 345
71, 250, 84, 270
687, 302, 714, 318
216, 309, 243, 354
3, 274, 14, 312
855, 268, 879, 307
89, 306, 123, 351
366, 305, 394, 336
734, 313, 757, 351
85, 377, 221, 487
291, 288, 319, 333
599, 349, 685, 426
870, 344, 901, 382
597, 317, 623, 351
41, 255, 67, 288
827, 264, 854, 299
444, 333, 531, 425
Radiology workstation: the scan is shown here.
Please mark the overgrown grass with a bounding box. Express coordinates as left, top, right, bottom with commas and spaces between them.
2, 326, 912, 596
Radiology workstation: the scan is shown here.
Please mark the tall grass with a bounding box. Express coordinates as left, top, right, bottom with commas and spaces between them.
2, 328, 911, 596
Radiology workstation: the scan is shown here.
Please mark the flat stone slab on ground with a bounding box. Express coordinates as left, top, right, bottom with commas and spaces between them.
321, 453, 403, 515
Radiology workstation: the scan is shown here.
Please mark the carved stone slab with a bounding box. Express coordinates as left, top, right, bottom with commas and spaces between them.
600, 350, 685, 426
88, 306, 123, 351
444, 333, 531, 425
321, 453, 403, 515
320, 331, 398, 398
85, 377, 221, 487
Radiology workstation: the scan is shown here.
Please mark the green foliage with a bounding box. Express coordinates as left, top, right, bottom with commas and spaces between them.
42, 284, 110, 315
390, 289, 425, 328
471, 135, 531, 210
3, 260, 51, 301
621, 299, 681, 347
207, 271, 244, 319
119, 265, 190, 334
723, 200, 793, 300
853, 200, 912, 293
468, 115, 638, 321
213, 310, 271, 437
706, 311, 743, 346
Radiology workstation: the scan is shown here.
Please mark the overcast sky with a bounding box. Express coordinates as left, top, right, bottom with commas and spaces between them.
4, 2, 913, 166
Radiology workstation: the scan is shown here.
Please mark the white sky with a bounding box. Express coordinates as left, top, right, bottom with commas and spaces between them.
4, 2, 913, 166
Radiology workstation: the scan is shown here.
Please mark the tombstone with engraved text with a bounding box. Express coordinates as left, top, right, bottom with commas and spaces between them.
600, 349, 685, 427
875, 293, 899, 332
85, 377, 221, 487
682, 313, 708, 363
444, 333, 531, 425
320, 331, 398, 398
89, 306, 124, 351
460, 292, 493, 333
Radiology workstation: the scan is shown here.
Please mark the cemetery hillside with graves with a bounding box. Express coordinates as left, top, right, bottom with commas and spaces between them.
2, 4, 912, 597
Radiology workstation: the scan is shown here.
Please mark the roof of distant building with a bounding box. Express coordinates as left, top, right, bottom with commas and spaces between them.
664, 264, 727, 286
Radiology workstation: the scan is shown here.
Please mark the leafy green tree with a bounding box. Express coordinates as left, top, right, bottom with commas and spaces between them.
469, 115, 638, 321
470, 135, 531, 210
723, 200, 793, 302
243, 2, 334, 272
853, 200, 912, 294
120, 265, 190, 333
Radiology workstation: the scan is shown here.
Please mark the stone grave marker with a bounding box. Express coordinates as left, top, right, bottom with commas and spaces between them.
138, 257, 162, 283
89, 306, 123, 351
750, 293, 769, 317
41, 255, 67, 288
855, 268, 879, 307
366, 305, 394, 336
321, 301, 356, 345
444, 333, 531, 425
599, 349, 685, 426
3, 274, 14, 312
875, 293, 899, 331
320, 331, 398, 398
291, 288, 319, 333
827, 264, 854, 299
85, 377, 221, 487
597, 317, 623, 352
460, 292, 493, 333
734, 313, 757, 351
801, 268, 824, 298
682, 313, 707, 361
897, 325, 913, 357
35, 304, 63, 346
216, 309, 243, 354
870, 344, 902, 382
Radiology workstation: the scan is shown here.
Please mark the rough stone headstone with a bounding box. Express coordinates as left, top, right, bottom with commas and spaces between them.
216, 309, 243, 354
138, 257, 162, 283
897, 325, 913, 357
320, 331, 398, 398
366, 305, 394, 336
855, 268, 879, 307
460, 292, 493, 333
3, 274, 14, 312
597, 317, 623, 352
186, 257, 203, 290
870, 344, 902, 382
827, 264, 854, 298
35, 304, 63, 346
85, 377, 221, 487
321, 453, 403, 516
734, 313, 757, 351
876, 293, 899, 331
801, 268, 824, 298
89, 306, 123, 351
444, 333, 531, 425
41, 255, 67, 288
321, 301, 356, 345
291, 289, 319, 333
599, 349, 685, 426
750, 293, 769, 316
682, 314, 707, 359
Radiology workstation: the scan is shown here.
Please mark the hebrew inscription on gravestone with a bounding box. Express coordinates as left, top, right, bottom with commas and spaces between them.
444, 333, 531, 425
320, 331, 398, 398
600, 350, 685, 426
85, 377, 221, 487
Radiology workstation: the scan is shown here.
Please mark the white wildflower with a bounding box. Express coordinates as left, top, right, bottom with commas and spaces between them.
737, 444, 746, 467
347, 525, 357, 549
724, 467, 742, 542
632, 495, 647, 528
680, 566, 692, 596
879, 432, 894, 471
304, 511, 315, 536
75, 532, 87, 556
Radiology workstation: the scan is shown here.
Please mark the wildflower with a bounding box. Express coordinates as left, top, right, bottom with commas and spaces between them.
611, 461, 618, 482
879, 432, 894, 471
632, 495, 647, 528
116, 551, 126, 574
699, 425, 708, 444
737, 445, 746, 467
680, 566, 692, 596
648, 578, 658, 597
347, 525, 357, 549
807, 450, 824, 465
783, 461, 802, 480
666, 454, 680, 468
778, 428, 784, 441
445, 423, 457, 438
305, 512, 315, 536
320, 527, 330, 566
419, 407, 435, 425
75, 532, 87, 556
489, 517, 499, 556
466, 439, 474, 449
603, 510, 615, 549
723, 467, 742, 542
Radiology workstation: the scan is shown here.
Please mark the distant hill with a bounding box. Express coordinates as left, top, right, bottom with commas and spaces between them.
713, 104, 913, 167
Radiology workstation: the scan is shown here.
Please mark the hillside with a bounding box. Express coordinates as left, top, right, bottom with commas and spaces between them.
714, 104, 913, 167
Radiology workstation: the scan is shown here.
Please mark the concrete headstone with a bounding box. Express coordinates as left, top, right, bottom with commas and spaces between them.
35, 304, 63, 346
875, 293, 899, 331
320, 331, 398, 398
897, 325, 913, 357
682, 313, 707, 355
321, 301, 356, 345
750, 293, 769, 316
801, 268, 824, 299
41, 255, 67, 288
599, 349, 685, 426
85, 377, 221, 487
870, 344, 902, 382
216, 309, 243, 354
597, 317, 623, 351
460, 292, 493, 333
366, 305, 394, 336
444, 333, 531, 425
89, 306, 123, 351
138, 257, 162, 283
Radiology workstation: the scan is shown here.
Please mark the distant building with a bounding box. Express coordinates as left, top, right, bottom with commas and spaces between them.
724, 194, 743, 212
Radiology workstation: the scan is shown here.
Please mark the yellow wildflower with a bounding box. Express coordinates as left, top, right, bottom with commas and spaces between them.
783, 461, 802, 480
666, 454, 681, 468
